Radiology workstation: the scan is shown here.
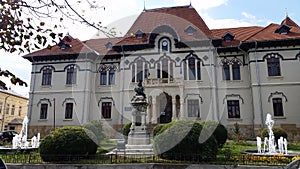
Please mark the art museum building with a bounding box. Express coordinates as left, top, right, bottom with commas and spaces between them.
23, 5, 300, 140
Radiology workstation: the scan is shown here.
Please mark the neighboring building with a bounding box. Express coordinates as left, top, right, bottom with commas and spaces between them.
0, 88, 28, 133
23, 5, 300, 140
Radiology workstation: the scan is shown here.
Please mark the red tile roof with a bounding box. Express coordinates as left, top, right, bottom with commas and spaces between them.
246, 23, 300, 41
126, 5, 212, 42
25, 36, 96, 57
281, 16, 299, 27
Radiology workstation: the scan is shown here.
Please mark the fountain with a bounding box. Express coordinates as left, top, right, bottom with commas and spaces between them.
254, 113, 288, 155
0, 116, 40, 153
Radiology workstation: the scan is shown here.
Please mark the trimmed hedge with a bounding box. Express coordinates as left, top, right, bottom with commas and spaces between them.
153, 120, 218, 161
200, 121, 228, 148
39, 126, 98, 162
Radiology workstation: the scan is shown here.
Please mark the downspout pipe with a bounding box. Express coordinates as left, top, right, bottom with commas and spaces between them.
120, 45, 125, 132
254, 41, 264, 128
238, 44, 255, 137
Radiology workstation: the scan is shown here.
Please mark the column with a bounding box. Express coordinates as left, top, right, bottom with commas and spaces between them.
152, 99, 157, 124
180, 99, 184, 119
172, 98, 177, 120
147, 104, 151, 124
186, 60, 189, 80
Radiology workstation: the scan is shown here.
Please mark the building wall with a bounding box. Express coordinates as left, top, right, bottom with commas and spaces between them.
27, 40, 300, 140
0, 90, 28, 133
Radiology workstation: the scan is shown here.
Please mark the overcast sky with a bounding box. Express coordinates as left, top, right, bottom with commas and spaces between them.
1, 0, 299, 97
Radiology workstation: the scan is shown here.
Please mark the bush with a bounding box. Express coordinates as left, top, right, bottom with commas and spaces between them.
152, 124, 164, 137
261, 126, 288, 143
82, 120, 104, 144
39, 126, 98, 162
122, 122, 132, 137
153, 120, 218, 161
200, 121, 228, 148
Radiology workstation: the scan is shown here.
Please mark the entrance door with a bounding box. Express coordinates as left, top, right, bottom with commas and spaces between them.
158, 92, 172, 124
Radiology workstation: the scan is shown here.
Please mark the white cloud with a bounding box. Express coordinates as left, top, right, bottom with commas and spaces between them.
242, 12, 256, 20
174, 0, 228, 10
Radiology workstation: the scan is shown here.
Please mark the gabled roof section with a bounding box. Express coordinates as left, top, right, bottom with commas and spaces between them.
23, 36, 97, 61
212, 26, 263, 47
126, 5, 212, 41
246, 23, 300, 41
281, 16, 299, 27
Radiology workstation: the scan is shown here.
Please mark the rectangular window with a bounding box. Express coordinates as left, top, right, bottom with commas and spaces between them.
109, 69, 115, 85
0, 102, 2, 114
273, 98, 284, 116
66, 67, 77, 84
42, 69, 52, 85
65, 103, 73, 119
267, 58, 281, 76
18, 106, 22, 116
40, 104, 48, 119
232, 63, 241, 80
100, 71, 107, 85
5, 104, 9, 114
11, 105, 15, 115
187, 99, 200, 117
223, 64, 230, 80
101, 102, 112, 119
227, 100, 240, 118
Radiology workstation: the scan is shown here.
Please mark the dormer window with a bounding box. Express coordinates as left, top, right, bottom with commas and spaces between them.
184, 25, 197, 35
58, 41, 72, 50
135, 30, 144, 38
275, 24, 291, 34
162, 40, 169, 51
105, 42, 113, 50
222, 32, 235, 42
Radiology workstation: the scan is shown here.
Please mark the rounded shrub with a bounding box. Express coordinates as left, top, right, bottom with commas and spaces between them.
201, 121, 228, 148
153, 120, 218, 161
39, 126, 98, 162
82, 120, 104, 144
261, 126, 288, 142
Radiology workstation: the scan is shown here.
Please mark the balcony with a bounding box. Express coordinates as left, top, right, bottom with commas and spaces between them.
144, 78, 183, 87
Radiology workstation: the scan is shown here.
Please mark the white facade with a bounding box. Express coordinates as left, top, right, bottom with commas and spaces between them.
24, 6, 300, 140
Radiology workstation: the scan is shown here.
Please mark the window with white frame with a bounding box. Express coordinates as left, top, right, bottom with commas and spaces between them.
272, 98, 284, 117
221, 58, 242, 81
187, 99, 200, 117
182, 54, 202, 81
41, 66, 53, 86
99, 64, 117, 85
227, 100, 240, 118
267, 56, 281, 76
66, 65, 77, 85
40, 103, 48, 119
131, 58, 149, 83
5, 104, 9, 114
11, 105, 15, 115
65, 103, 73, 119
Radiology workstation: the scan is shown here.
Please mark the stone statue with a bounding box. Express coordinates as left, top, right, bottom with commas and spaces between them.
134, 80, 146, 99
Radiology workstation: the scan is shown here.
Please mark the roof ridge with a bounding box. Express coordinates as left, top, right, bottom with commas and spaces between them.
244, 23, 278, 41
211, 26, 263, 31
144, 5, 191, 12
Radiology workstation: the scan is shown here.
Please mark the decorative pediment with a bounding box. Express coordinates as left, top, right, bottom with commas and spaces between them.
105, 41, 113, 50
184, 25, 197, 35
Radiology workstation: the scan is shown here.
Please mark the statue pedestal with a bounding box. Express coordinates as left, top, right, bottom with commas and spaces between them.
124, 95, 154, 155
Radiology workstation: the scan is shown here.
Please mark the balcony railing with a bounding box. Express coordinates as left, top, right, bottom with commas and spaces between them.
144, 78, 183, 86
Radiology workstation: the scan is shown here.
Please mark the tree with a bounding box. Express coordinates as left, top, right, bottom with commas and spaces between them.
0, 0, 113, 89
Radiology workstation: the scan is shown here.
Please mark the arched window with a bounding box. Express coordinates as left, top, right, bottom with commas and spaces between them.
162, 40, 169, 52
41, 66, 53, 86
222, 62, 230, 80
109, 69, 115, 85
267, 57, 281, 76
182, 54, 201, 81
162, 58, 168, 78
66, 65, 77, 85
131, 57, 149, 83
